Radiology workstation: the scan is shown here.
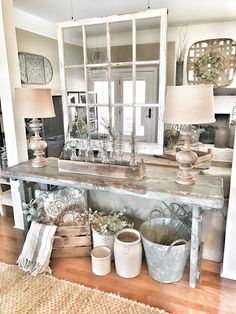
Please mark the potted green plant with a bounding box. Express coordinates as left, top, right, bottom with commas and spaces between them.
22, 198, 45, 222
164, 125, 180, 149
22, 198, 54, 225
101, 117, 121, 163
86, 208, 133, 259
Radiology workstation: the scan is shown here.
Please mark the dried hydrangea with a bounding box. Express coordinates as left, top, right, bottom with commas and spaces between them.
86, 208, 133, 234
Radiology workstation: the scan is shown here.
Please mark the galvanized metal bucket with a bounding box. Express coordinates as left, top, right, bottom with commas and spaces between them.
140, 216, 191, 283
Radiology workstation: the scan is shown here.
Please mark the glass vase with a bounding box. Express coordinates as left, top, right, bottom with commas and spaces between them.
129, 151, 137, 167
70, 147, 78, 161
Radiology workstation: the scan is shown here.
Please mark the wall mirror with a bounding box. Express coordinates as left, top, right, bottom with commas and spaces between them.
57, 9, 167, 158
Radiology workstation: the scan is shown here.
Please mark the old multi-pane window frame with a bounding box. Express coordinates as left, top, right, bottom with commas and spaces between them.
57, 8, 167, 155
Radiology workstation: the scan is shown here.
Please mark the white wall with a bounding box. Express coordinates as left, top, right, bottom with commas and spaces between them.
0, 3, 27, 166
17, 21, 236, 93
222, 133, 236, 279
16, 28, 82, 95
175, 22, 236, 87
0, 0, 27, 229
99, 21, 236, 87
14, 7, 236, 88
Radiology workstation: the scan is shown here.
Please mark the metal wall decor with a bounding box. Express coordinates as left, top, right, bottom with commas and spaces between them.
187, 38, 236, 87
89, 49, 105, 64
18, 52, 53, 85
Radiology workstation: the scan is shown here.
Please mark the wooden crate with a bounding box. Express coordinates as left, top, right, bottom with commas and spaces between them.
58, 158, 145, 180
51, 222, 91, 258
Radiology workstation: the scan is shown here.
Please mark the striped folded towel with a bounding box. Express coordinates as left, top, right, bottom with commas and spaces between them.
17, 221, 57, 276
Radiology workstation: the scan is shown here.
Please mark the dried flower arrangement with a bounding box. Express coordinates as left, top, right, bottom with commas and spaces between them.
101, 117, 118, 142
68, 113, 88, 139
176, 26, 188, 62
129, 130, 137, 166
86, 208, 133, 234
101, 117, 123, 162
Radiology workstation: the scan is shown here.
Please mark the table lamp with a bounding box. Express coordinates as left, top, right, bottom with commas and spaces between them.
164, 85, 215, 185
15, 88, 55, 168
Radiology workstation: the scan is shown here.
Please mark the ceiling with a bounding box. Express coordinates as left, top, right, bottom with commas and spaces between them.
13, 0, 236, 26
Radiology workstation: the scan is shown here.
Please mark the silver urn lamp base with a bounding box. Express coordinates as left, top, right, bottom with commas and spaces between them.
29, 118, 47, 168
175, 125, 198, 185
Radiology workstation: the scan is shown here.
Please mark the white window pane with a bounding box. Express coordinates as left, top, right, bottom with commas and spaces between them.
136, 81, 145, 104
94, 81, 114, 134
123, 80, 145, 136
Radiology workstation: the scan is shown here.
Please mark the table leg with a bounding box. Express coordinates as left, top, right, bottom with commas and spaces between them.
18, 179, 30, 231
189, 206, 202, 288
197, 210, 203, 280
0, 184, 5, 216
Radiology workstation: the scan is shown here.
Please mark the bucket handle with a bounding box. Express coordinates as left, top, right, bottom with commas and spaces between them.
167, 239, 187, 253
148, 209, 163, 220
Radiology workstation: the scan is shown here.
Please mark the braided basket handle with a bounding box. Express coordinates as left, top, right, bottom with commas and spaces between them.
53, 204, 79, 226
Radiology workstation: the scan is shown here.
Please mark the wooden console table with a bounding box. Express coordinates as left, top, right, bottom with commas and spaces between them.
2, 157, 224, 288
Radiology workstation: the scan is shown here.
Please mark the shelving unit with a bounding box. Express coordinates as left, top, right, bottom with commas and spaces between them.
0, 99, 12, 217
0, 175, 12, 216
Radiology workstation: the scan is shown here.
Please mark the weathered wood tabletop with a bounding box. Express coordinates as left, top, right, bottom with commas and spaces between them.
3, 157, 224, 210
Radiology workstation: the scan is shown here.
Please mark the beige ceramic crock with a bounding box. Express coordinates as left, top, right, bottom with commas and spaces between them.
114, 228, 142, 278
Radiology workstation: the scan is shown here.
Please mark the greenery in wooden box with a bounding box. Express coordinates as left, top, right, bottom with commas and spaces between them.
65, 115, 137, 168
86, 208, 133, 235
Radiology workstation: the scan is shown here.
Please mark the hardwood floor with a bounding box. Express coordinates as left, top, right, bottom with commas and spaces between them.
1, 216, 236, 314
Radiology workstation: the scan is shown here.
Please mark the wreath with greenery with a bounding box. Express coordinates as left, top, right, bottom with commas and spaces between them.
194, 51, 224, 81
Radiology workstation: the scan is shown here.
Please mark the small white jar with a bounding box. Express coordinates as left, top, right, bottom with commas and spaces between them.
92, 228, 115, 260
91, 246, 111, 276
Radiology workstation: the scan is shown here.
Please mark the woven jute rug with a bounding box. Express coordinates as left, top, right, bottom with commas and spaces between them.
0, 262, 168, 314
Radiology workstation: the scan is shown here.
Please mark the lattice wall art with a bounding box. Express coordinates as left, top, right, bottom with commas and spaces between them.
18, 52, 53, 85
187, 38, 236, 87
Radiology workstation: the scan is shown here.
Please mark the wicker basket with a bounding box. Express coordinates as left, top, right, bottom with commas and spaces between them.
187, 38, 236, 87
